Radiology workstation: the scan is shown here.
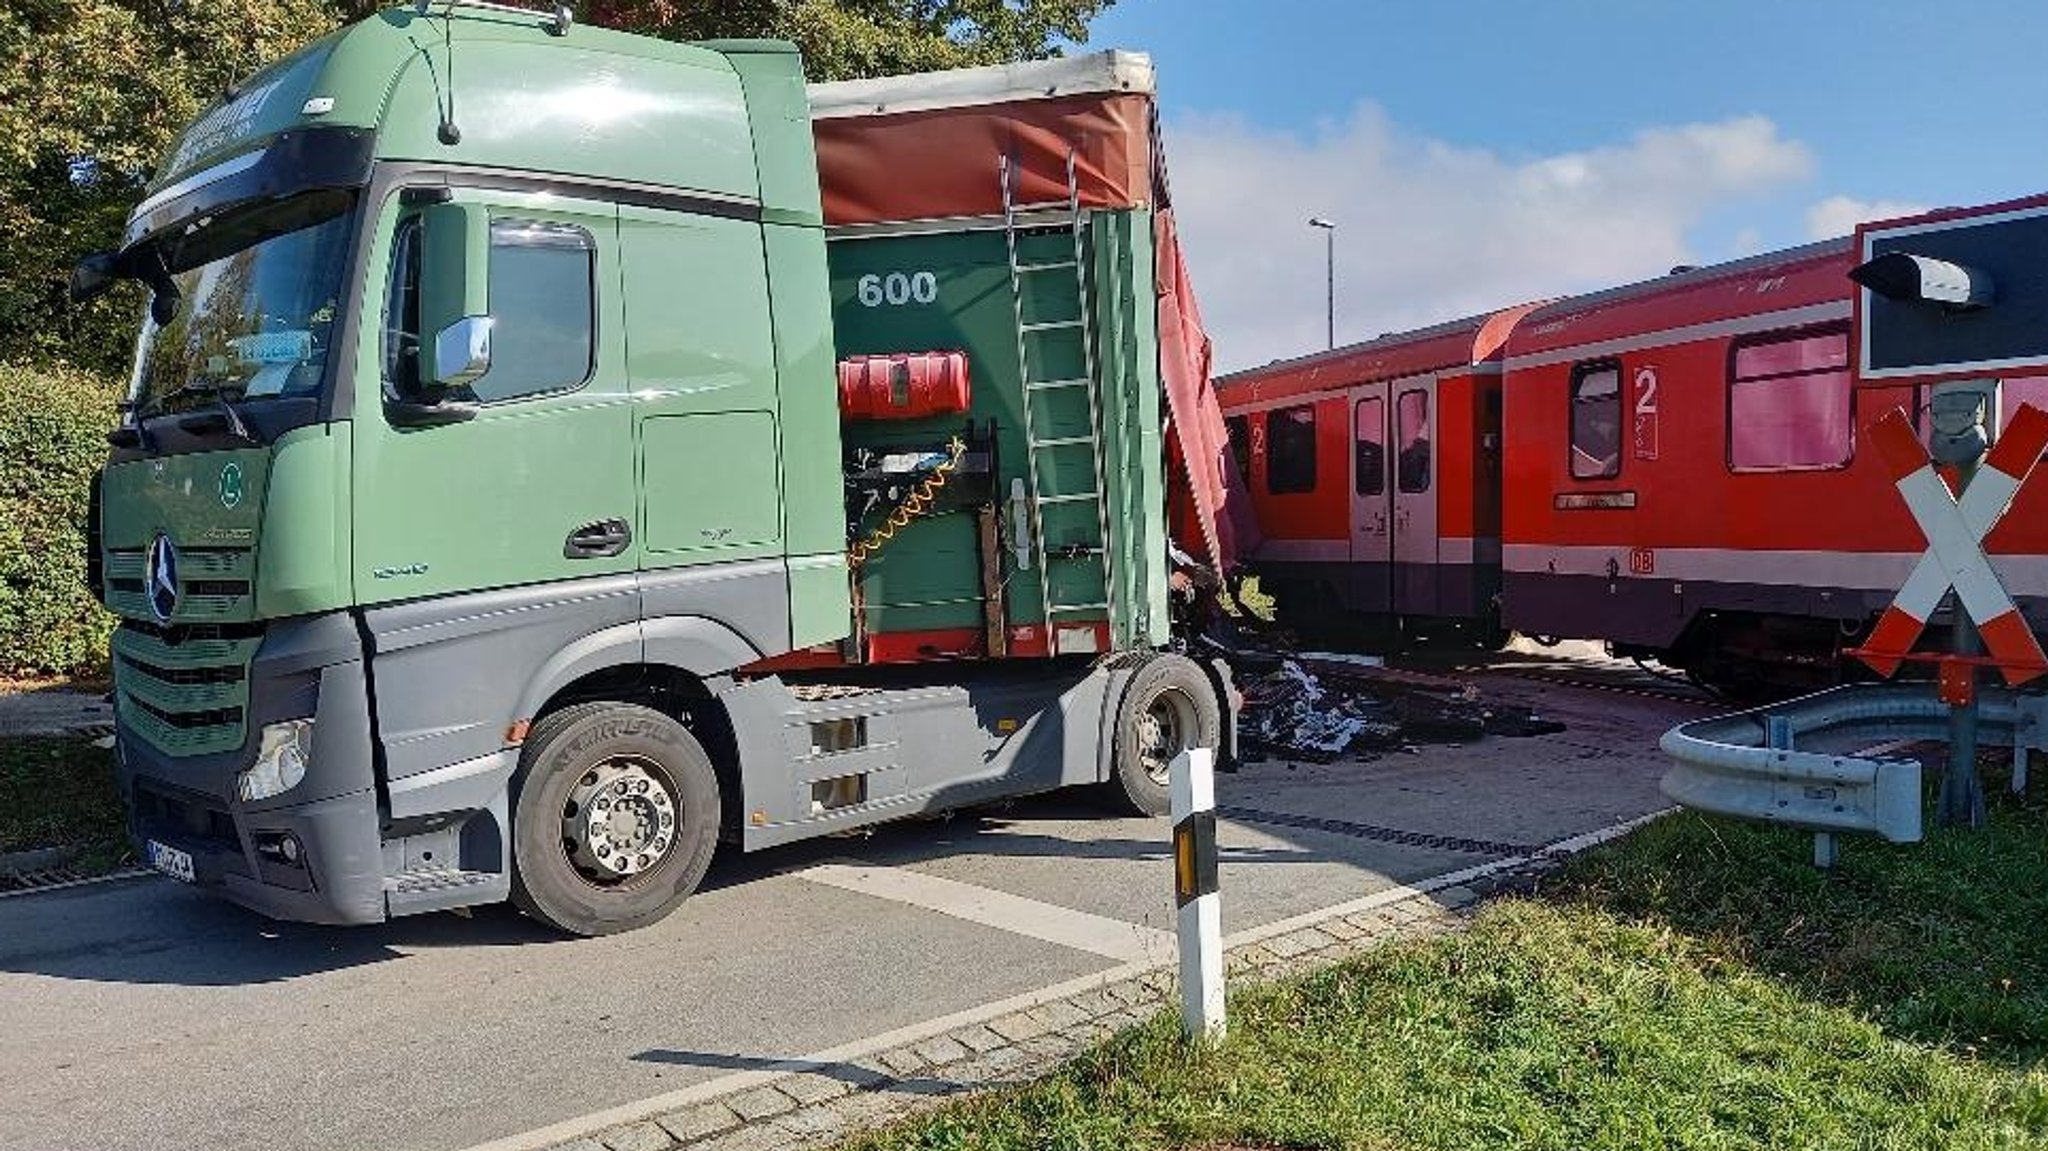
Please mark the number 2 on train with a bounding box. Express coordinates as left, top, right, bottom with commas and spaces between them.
1632, 366, 1660, 461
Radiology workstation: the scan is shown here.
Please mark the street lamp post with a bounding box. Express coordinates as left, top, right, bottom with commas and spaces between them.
1308, 217, 1336, 350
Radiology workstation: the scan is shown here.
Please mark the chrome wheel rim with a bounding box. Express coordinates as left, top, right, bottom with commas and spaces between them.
561, 756, 678, 886
1137, 687, 1200, 786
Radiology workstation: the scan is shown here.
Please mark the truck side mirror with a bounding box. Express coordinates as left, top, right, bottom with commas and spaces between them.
70, 251, 120, 304
418, 201, 493, 388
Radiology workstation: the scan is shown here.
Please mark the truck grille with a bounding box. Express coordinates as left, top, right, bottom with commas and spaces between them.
103, 546, 255, 622
112, 620, 263, 756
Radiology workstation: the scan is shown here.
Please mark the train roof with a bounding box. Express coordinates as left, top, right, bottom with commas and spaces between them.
1215, 303, 1543, 406
1217, 236, 1863, 406
1503, 238, 1854, 365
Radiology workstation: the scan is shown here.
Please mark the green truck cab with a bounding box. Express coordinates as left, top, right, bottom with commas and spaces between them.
77, 2, 1232, 935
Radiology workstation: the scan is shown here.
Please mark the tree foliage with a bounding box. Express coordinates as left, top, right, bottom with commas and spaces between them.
0, 1, 344, 380
0, 361, 123, 677
577, 0, 1112, 78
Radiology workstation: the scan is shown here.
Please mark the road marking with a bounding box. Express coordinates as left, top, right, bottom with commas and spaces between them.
450, 806, 1673, 1151
798, 863, 1175, 964
0, 868, 153, 901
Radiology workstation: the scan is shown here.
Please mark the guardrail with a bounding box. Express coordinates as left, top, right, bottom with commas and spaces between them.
1659, 682, 2046, 865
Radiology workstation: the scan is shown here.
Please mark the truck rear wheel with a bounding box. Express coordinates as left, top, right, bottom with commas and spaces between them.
1104, 654, 1222, 816
509, 702, 721, 936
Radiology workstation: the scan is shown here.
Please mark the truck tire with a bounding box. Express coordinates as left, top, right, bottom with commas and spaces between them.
509, 701, 721, 936
1103, 654, 1222, 816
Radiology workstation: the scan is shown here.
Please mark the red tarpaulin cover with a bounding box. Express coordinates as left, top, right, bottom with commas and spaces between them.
1156, 209, 1259, 571
811, 56, 1256, 571
814, 92, 1155, 227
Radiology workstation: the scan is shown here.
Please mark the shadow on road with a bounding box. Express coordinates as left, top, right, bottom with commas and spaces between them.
0, 784, 1425, 989
629, 1048, 971, 1097
0, 880, 577, 986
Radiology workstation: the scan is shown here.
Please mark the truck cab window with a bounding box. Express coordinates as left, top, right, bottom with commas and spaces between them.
464, 220, 597, 403
382, 218, 422, 399
1570, 362, 1621, 479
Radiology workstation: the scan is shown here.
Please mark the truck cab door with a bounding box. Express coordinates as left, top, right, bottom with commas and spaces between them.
351, 188, 635, 604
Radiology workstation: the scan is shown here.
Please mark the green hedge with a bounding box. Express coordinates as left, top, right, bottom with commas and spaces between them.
0, 362, 121, 678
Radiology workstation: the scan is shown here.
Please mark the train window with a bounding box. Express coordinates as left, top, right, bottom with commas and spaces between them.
1729, 327, 1852, 471
1266, 404, 1318, 494
1913, 375, 2048, 448
1226, 415, 1253, 484
1396, 389, 1430, 493
1570, 362, 1622, 479
1354, 398, 1385, 496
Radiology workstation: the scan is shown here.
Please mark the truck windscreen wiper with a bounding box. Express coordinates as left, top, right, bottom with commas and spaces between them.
126, 378, 261, 444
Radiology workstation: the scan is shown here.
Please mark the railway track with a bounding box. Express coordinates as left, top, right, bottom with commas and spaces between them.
1468, 663, 1717, 708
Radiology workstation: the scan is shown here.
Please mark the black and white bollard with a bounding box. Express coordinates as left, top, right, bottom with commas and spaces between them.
1171, 746, 1224, 1042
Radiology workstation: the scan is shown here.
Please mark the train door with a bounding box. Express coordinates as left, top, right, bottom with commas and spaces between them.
1392, 376, 1439, 616
1347, 383, 1393, 614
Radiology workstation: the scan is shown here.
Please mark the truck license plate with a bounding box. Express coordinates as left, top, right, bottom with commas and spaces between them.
146, 840, 195, 884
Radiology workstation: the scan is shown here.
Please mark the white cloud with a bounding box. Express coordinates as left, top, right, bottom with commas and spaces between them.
1804, 195, 1930, 241
1163, 106, 1815, 371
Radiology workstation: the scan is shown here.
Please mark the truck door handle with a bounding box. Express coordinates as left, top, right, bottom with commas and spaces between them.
564, 518, 633, 559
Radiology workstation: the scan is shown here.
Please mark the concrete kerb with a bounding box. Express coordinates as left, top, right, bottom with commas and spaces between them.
456, 808, 1671, 1151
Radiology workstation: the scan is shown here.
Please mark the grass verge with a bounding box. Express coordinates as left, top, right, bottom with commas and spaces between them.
0, 736, 130, 875
847, 768, 2048, 1150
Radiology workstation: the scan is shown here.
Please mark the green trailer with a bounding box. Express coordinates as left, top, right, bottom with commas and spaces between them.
73, 1, 1237, 935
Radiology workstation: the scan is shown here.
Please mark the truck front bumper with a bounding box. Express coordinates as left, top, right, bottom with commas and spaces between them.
115, 612, 389, 926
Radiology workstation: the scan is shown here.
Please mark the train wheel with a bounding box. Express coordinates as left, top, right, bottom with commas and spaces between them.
509, 702, 721, 936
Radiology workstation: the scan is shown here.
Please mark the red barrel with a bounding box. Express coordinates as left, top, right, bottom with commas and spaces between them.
838, 351, 972, 420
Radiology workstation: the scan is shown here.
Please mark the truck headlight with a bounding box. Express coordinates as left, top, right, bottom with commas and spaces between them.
238, 719, 313, 803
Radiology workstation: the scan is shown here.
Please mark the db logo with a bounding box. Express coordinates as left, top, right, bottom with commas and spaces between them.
1628, 548, 1656, 576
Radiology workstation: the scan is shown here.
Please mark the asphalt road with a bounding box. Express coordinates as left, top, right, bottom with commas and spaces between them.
0, 665, 1702, 1151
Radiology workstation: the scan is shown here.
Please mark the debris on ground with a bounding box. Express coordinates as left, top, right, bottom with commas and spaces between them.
1231, 649, 1565, 763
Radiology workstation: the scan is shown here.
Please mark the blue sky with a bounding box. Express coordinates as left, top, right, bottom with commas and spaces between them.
1075, 1, 2048, 368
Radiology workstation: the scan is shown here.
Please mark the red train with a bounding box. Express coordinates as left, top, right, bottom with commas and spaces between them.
1217, 207, 2048, 692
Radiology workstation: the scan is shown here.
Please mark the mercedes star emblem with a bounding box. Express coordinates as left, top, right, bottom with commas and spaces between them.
144, 531, 179, 623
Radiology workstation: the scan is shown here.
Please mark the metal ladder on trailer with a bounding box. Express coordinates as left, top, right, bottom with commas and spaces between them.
1000, 150, 1116, 646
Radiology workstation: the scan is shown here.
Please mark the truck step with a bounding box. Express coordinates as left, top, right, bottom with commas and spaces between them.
1014, 260, 1079, 273
1029, 435, 1096, 448
1024, 378, 1092, 392
1019, 319, 1084, 334
1036, 490, 1102, 505
1047, 601, 1110, 613
386, 867, 498, 896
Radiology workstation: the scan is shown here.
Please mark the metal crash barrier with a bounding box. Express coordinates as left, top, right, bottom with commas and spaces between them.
1660, 683, 2048, 865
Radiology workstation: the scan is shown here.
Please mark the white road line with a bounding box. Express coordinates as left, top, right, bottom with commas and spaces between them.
450, 806, 1673, 1151
0, 867, 153, 901
798, 863, 1176, 964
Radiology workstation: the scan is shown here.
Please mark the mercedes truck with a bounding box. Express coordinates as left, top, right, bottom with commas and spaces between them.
73, 1, 1248, 935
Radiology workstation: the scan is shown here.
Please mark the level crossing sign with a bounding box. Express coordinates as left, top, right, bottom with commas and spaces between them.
1856, 403, 2048, 686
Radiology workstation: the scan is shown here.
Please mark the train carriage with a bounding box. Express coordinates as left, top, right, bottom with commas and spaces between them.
1220, 210, 2048, 692
1217, 305, 1538, 643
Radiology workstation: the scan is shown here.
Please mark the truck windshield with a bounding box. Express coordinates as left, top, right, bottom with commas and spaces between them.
130, 188, 358, 416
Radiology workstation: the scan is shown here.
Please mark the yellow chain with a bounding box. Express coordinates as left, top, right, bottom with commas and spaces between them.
848, 437, 967, 568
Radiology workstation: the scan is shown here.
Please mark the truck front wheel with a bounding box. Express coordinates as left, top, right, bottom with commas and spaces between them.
1104, 654, 1222, 816
509, 702, 721, 936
